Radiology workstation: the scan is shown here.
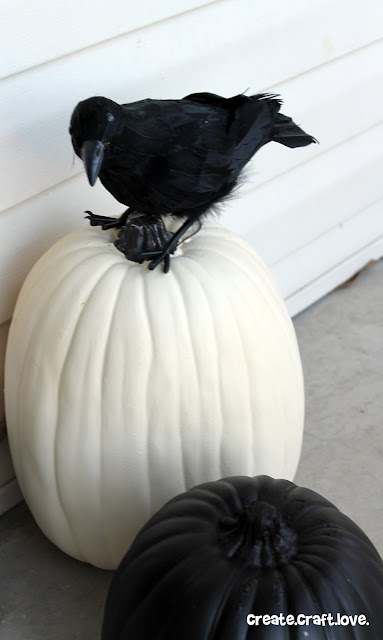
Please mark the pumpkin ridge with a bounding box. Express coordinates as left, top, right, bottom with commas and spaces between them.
55, 262, 125, 560
204, 564, 249, 640
115, 548, 215, 631
202, 237, 290, 324
23, 242, 115, 298
212, 477, 251, 516
298, 540, 383, 591
197, 224, 275, 274
227, 290, 256, 474
246, 573, 263, 636
296, 551, 379, 600
171, 269, 187, 493
171, 267, 193, 491
281, 561, 326, 629
141, 514, 215, 537
99, 266, 128, 566
148, 496, 226, 530
236, 283, 294, 474
189, 483, 242, 514
177, 257, 225, 478
235, 568, 289, 638
173, 261, 204, 488
291, 557, 373, 639
142, 270, 155, 515
297, 554, 383, 637
298, 525, 374, 547
127, 528, 210, 568
268, 567, 292, 634
204, 266, 251, 479
329, 528, 383, 562
200, 263, 225, 481
154, 560, 241, 640
225, 278, 290, 474
294, 504, 382, 553
287, 502, 338, 525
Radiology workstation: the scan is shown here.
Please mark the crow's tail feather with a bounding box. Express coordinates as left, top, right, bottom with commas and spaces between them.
273, 113, 317, 148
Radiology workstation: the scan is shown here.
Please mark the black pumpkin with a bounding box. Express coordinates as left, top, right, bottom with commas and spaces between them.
102, 475, 383, 639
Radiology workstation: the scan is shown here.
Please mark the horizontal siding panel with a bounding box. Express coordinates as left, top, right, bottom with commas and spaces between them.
286, 237, 383, 316
272, 199, 383, 301
1, 0, 383, 213
222, 123, 383, 264
1, 0, 216, 78
4, 0, 382, 80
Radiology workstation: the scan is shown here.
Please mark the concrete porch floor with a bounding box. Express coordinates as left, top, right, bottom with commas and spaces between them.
1, 259, 382, 639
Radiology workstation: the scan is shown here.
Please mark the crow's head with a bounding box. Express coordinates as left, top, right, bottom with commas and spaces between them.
69, 96, 118, 186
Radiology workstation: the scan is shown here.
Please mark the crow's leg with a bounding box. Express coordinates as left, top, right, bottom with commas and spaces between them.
148, 213, 201, 271
85, 208, 135, 230
138, 250, 171, 273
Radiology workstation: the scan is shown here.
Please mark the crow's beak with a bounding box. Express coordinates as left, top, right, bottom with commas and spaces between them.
81, 140, 105, 186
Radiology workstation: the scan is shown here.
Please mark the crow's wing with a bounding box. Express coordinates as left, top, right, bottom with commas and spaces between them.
184, 92, 281, 151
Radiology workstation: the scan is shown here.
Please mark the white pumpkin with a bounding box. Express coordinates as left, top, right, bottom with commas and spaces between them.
5, 221, 304, 569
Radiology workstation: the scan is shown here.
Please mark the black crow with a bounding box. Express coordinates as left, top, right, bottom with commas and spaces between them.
70, 92, 316, 272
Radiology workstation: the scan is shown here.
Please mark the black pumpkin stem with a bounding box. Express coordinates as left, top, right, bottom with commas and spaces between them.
218, 501, 297, 568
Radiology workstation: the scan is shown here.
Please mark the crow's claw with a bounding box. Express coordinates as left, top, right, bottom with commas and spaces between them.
85, 209, 132, 230
85, 211, 121, 230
